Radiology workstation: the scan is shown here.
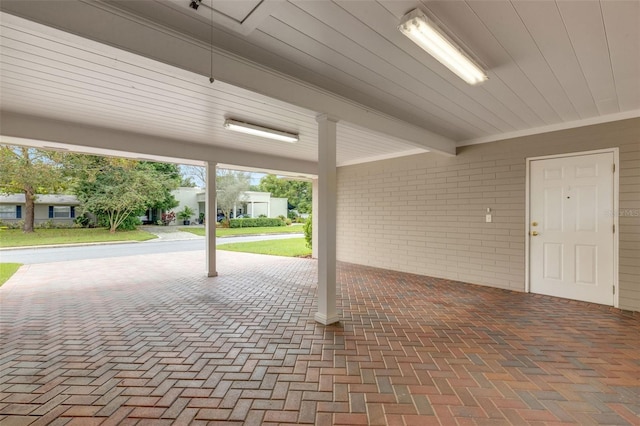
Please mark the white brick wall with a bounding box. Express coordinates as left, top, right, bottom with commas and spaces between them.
337, 118, 640, 312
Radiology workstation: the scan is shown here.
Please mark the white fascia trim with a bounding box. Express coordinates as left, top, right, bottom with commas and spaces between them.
0, 111, 317, 175
459, 110, 640, 147
338, 148, 428, 167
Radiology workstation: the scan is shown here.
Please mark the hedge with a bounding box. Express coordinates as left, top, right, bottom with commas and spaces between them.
229, 218, 285, 228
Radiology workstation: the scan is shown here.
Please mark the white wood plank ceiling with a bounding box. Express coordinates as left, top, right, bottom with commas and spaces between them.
108, 0, 640, 141
1, 0, 639, 167
0, 12, 424, 167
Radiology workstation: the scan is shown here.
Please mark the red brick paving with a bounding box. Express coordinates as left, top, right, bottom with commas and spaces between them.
1, 251, 639, 425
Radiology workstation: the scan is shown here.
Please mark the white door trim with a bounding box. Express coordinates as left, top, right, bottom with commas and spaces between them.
525, 148, 619, 307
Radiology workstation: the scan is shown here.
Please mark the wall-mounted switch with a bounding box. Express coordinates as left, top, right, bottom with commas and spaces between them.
485, 214, 492, 223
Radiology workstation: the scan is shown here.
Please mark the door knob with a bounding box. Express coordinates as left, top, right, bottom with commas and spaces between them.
530, 231, 539, 236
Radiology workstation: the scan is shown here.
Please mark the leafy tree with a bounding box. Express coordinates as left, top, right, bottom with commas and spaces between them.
180, 175, 196, 187
258, 174, 312, 214
216, 170, 249, 225
139, 162, 180, 212
73, 157, 176, 233
0, 145, 68, 233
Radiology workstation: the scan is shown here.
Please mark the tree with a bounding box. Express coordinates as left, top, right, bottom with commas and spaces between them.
180, 165, 206, 188
139, 162, 181, 213
0, 145, 68, 233
258, 174, 312, 214
216, 170, 249, 225
73, 157, 177, 233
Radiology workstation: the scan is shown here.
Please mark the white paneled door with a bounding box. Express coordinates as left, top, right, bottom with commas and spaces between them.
529, 152, 615, 305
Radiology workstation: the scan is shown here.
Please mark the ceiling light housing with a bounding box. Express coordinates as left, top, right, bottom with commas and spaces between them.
399, 9, 488, 85
224, 119, 299, 143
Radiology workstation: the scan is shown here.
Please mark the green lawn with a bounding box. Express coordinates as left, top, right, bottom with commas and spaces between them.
180, 226, 303, 237
0, 228, 157, 248
0, 263, 22, 286
218, 237, 311, 258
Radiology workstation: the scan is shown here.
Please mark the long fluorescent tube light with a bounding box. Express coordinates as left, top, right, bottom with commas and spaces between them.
399, 9, 488, 85
224, 119, 299, 143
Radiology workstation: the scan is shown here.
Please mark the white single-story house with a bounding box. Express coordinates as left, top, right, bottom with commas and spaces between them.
173, 187, 288, 223
0, 194, 79, 226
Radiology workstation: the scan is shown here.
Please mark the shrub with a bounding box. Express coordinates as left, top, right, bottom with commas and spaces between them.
285, 218, 292, 226
98, 214, 141, 231
37, 220, 56, 229
303, 214, 312, 249
0, 220, 24, 230
161, 211, 175, 226
74, 214, 91, 228
36, 220, 78, 229
177, 206, 194, 221
229, 218, 285, 228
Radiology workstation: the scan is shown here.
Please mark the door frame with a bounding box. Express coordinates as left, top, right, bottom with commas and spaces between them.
525, 148, 619, 307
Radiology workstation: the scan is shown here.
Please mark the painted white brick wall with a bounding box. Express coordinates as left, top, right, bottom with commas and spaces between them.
337, 118, 640, 312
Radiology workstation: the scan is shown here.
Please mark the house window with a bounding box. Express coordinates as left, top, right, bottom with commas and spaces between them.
49, 206, 75, 219
0, 205, 17, 219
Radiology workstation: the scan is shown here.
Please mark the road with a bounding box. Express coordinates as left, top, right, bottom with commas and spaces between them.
0, 234, 303, 264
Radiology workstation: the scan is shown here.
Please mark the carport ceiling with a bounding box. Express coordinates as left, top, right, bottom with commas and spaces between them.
1, 0, 639, 161
0, 12, 424, 167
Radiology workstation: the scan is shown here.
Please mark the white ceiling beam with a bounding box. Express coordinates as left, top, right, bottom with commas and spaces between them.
0, 3, 456, 156
0, 111, 317, 175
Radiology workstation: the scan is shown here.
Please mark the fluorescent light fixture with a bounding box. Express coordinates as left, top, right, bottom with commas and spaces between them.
398, 9, 488, 85
224, 119, 299, 143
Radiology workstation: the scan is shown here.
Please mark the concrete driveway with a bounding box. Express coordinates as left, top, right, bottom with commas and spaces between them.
0, 227, 303, 265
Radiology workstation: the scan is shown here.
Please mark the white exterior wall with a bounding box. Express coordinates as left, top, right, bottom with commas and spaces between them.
172, 187, 202, 222
337, 118, 640, 312
270, 198, 288, 218
173, 189, 287, 221
248, 203, 269, 218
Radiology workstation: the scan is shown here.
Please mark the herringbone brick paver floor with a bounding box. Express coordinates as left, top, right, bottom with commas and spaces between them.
0, 251, 638, 425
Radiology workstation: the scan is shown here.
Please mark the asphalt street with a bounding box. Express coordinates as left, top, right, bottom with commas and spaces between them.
0, 234, 303, 264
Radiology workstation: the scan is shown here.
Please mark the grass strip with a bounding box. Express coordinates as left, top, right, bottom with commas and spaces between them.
0, 228, 157, 248
217, 237, 311, 258
0, 263, 22, 286
180, 226, 303, 237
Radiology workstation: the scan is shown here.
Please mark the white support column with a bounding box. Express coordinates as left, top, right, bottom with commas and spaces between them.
250, 201, 254, 217
206, 161, 218, 277
311, 178, 319, 259
314, 114, 339, 325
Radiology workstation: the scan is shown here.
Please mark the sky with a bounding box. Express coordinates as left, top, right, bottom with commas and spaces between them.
179, 165, 265, 188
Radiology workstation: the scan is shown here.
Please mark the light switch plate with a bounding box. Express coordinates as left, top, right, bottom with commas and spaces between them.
485, 214, 492, 223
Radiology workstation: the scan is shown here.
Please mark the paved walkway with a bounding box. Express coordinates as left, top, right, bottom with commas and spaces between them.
142, 226, 203, 241
1, 252, 639, 425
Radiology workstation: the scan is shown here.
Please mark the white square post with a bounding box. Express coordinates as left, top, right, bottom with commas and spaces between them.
206, 161, 218, 277
311, 178, 319, 259
314, 114, 339, 325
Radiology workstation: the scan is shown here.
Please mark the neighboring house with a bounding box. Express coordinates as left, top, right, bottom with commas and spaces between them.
172, 187, 288, 223
0, 194, 79, 226
0, 189, 288, 227
172, 187, 203, 223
